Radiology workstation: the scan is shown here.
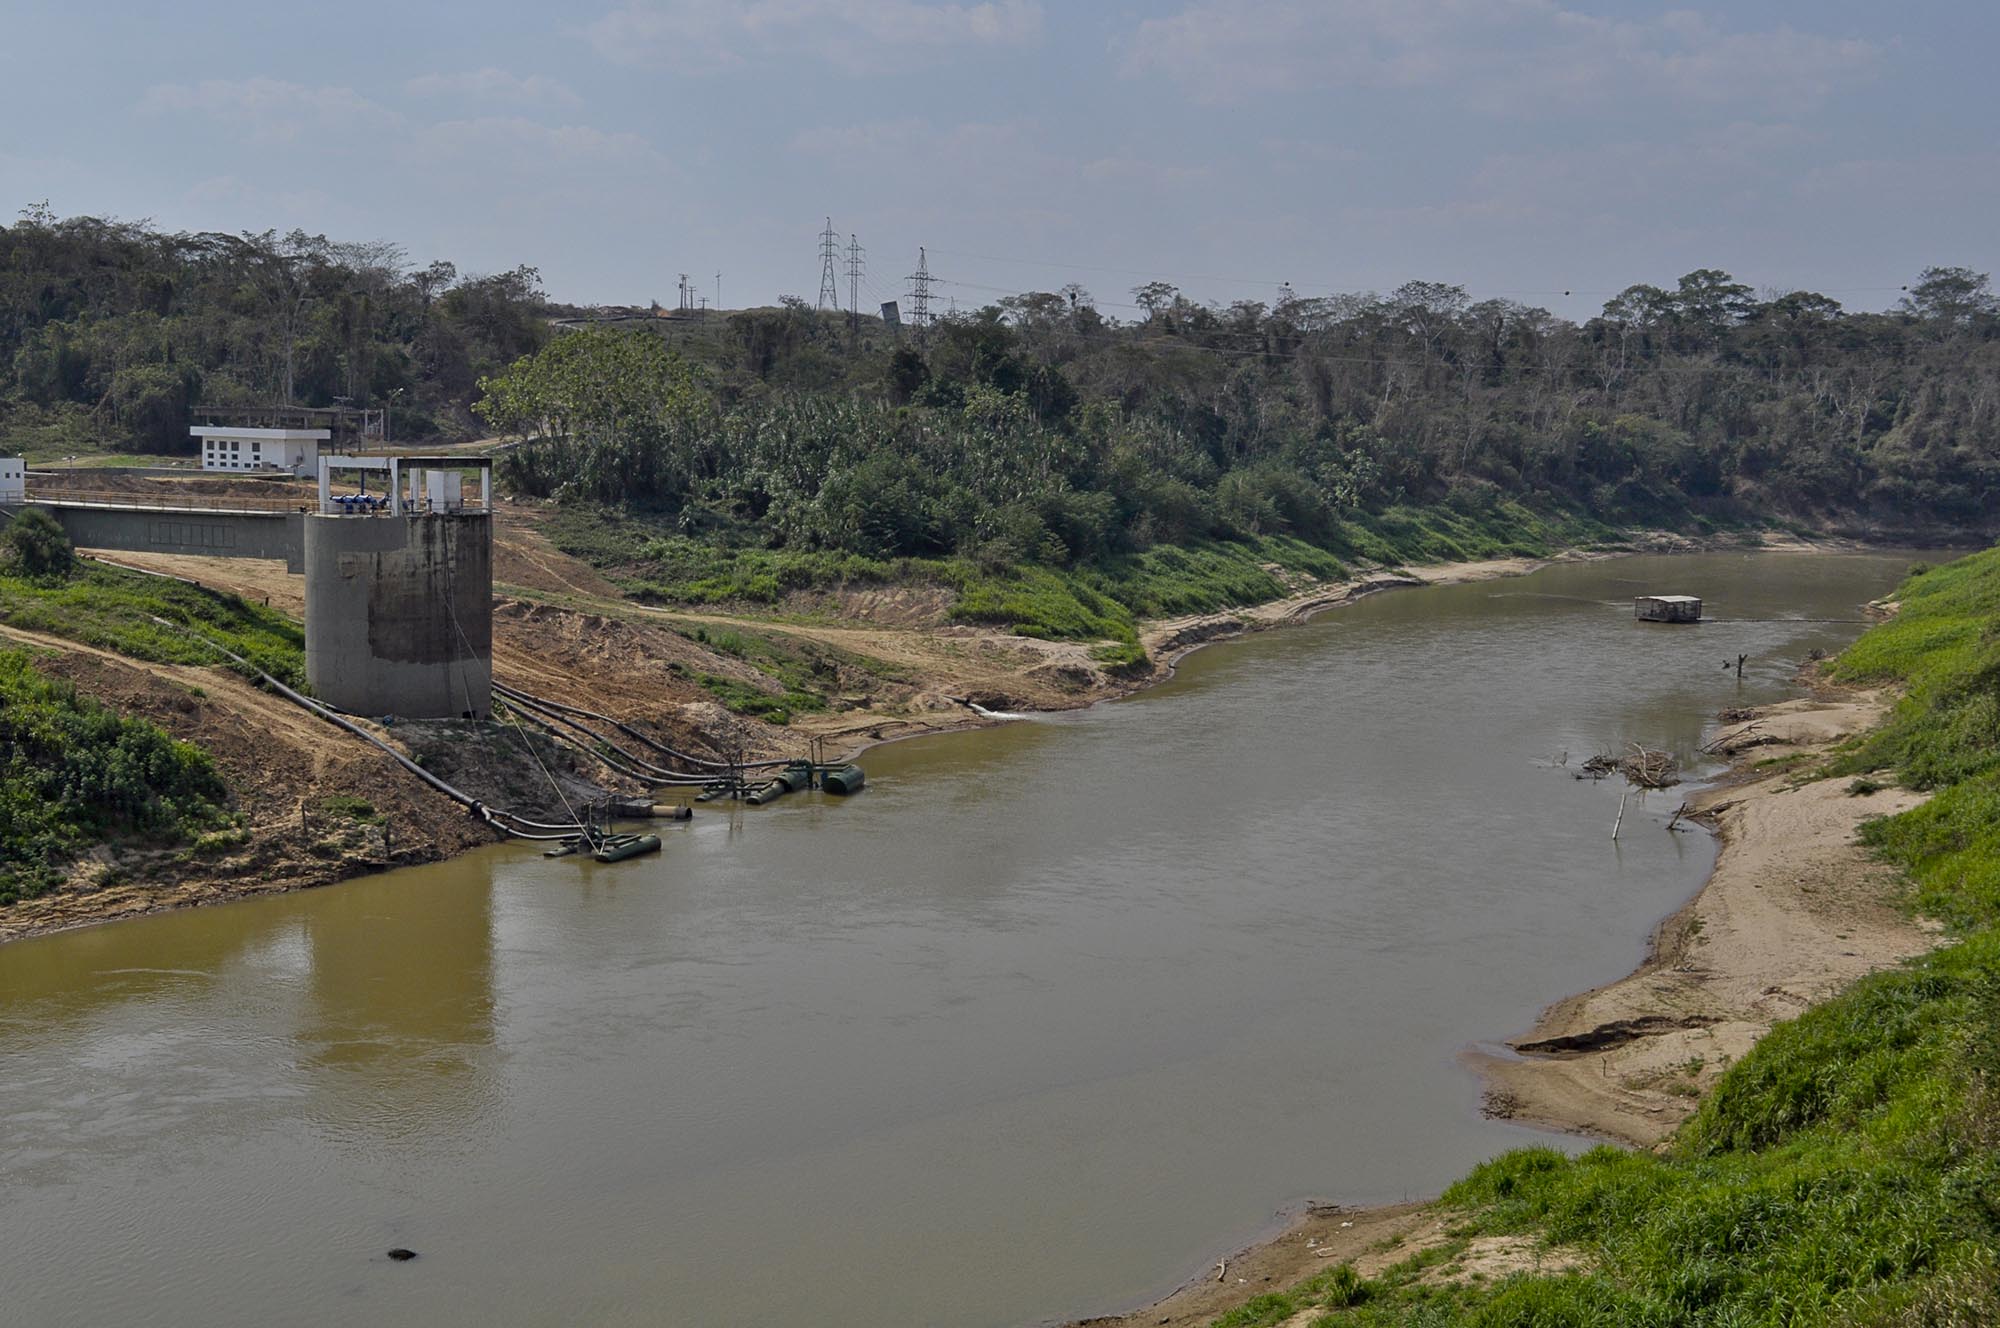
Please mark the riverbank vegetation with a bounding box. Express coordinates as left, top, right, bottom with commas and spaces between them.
0, 533, 305, 685
1210, 545, 2000, 1327
474, 261, 1995, 656
0, 648, 234, 904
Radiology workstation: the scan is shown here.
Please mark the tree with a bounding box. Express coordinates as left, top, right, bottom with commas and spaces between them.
3, 509, 74, 579
1672, 269, 1757, 338
1601, 285, 1675, 328
1901, 267, 1997, 326
1132, 281, 1181, 319
478, 329, 712, 503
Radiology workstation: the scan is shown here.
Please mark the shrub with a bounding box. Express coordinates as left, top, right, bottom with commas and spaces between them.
3, 508, 74, 579
0, 649, 232, 902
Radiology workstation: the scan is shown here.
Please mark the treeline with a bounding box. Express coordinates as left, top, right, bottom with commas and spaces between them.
485, 263, 2000, 575
0, 205, 548, 454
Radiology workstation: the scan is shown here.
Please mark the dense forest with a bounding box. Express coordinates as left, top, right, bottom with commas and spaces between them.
490, 265, 2000, 572
6, 206, 1997, 573
0, 205, 547, 453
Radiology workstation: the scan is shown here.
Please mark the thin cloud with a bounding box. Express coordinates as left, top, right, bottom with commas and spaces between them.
401, 117, 665, 170
586, 0, 1043, 73
405, 68, 582, 107
1122, 0, 1877, 112
141, 77, 401, 142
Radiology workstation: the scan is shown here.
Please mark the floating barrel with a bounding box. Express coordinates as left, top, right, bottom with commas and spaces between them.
745, 779, 790, 806
821, 764, 866, 796
776, 764, 815, 793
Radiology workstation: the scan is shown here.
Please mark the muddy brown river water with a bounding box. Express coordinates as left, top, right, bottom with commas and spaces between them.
0, 551, 1928, 1327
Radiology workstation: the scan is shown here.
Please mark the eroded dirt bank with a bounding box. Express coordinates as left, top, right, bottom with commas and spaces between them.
0, 622, 499, 944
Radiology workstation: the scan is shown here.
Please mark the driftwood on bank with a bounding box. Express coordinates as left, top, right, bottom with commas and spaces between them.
1580, 744, 1681, 789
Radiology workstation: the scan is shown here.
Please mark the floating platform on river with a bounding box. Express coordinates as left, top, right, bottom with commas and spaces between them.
1635, 594, 1702, 623
693, 760, 868, 804
592, 832, 662, 863
542, 826, 668, 861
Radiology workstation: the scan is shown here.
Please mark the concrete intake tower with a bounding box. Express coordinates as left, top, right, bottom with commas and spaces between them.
303, 455, 493, 720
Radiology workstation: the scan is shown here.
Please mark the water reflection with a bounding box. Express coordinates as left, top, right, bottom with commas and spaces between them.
295, 869, 500, 1146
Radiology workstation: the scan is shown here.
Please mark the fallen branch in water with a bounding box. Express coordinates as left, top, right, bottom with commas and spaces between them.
1622, 744, 1680, 788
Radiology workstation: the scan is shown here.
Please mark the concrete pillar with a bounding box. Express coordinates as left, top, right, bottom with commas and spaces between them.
303, 513, 492, 720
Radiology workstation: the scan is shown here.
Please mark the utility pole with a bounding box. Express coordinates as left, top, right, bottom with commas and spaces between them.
716, 271, 722, 311
906, 246, 934, 341
817, 217, 841, 311
845, 234, 865, 333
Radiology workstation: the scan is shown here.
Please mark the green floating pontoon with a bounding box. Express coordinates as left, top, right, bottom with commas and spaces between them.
695, 760, 867, 803
821, 764, 866, 796
543, 830, 663, 861
746, 763, 816, 805
592, 832, 662, 863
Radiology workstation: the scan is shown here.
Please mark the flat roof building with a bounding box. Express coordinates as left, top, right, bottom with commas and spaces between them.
192, 426, 329, 476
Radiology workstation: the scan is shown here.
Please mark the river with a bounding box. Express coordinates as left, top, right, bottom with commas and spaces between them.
0, 550, 1926, 1327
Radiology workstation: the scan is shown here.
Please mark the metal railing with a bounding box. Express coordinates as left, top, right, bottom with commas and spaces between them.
24, 487, 305, 515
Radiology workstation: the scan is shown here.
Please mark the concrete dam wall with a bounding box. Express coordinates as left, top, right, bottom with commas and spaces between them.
304, 513, 492, 720
5, 503, 305, 570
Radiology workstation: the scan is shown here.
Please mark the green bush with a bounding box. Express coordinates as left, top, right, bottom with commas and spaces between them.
2, 508, 74, 579
0, 649, 232, 902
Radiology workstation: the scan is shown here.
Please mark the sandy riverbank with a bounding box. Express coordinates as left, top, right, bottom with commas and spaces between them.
1070, 678, 1938, 1328
1475, 689, 1939, 1146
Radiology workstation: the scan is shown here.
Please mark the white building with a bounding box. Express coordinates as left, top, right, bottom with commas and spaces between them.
192, 426, 329, 475
0, 456, 23, 503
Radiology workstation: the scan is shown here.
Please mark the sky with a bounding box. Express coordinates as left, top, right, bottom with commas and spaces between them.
2, 1, 1995, 320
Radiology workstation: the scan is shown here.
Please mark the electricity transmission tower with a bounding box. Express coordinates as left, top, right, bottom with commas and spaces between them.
817, 218, 841, 310
906, 246, 934, 339
845, 234, 865, 330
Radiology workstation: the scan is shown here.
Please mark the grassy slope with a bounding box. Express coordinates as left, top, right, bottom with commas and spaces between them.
0, 648, 235, 903
1204, 546, 2000, 1327
0, 561, 305, 685
545, 500, 1621, 669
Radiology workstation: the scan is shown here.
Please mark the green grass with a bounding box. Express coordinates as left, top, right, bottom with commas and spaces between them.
0, 561, 305, 686
542, 501, 1619, 681
320, 794, 380, 824
1210, 545, 2000, 1326
681, 670, 825, 726
0, 648, 233, 903
674, 623, 882, 724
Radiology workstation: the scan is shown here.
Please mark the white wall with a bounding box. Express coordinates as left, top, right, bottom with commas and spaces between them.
197, 433, 319, 475
0, 457, 23, 502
